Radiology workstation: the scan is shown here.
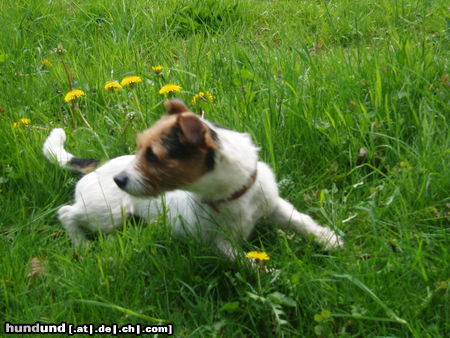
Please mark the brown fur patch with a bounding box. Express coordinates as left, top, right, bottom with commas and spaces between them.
134, 111, 217, 195
68, 157, 100, 174
164, 99, 189, 115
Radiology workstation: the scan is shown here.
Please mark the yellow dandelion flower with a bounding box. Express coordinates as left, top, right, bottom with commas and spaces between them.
245, 251, 270, 261
120, 75, 142, 87
159, 84, 182, 95
192, 91, 214, 105
19, 118, 31, 125
104, 81, 122, 92
151, 65, 163, 73
64, 89, 85, 103
12, 118, 31, 127
41, 59, 52, 67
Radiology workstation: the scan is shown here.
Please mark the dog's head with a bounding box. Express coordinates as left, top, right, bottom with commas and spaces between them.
114, 99, 218, 196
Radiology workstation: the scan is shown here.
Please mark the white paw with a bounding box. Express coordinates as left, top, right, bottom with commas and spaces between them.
318, 228, 344, 250
71, 236, 91, 249
57, 205, 73, 218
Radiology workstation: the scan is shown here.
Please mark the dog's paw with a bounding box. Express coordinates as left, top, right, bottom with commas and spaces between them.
317, 228, 344, 250
72, 238, 92, 250
57, 205, 73, 218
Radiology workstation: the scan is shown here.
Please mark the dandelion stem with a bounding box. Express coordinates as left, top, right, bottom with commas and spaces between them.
60, 58, 72, 90
132, 90, 146, 126
120, 119, 131, 138
69, 104, 77, 129
77, 106, 92, 129
257, 264, 262, 293
78, 112, 91, 129
59, 57, 76, 127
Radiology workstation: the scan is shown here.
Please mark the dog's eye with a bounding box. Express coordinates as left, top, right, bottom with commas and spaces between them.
145, 147, 158, 163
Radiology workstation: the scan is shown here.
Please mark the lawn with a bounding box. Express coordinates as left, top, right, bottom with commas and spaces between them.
0, 0, 449, 336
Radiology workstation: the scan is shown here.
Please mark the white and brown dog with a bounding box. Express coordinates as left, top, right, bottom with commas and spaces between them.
43, 99, 343, 259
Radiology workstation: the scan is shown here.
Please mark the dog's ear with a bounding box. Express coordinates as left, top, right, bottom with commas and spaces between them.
177, 114, 216, 149
164, 99, 190, 115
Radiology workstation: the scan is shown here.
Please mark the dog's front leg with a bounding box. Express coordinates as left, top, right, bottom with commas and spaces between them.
270, 198, 344, 249
58, 205, 88, 247
214, 236, 239, 261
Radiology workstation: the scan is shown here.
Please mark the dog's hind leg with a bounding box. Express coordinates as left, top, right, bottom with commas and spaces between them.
58, 205, 87, 247
270, 198, 343, 249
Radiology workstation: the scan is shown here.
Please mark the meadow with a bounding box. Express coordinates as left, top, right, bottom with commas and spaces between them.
0, 0, 449, 336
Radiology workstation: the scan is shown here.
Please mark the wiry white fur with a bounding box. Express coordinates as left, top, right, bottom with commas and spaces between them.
44, 124, 344, 257
187, 122, 260, 201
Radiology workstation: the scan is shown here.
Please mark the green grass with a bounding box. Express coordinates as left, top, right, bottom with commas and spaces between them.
1, 0, 449, 336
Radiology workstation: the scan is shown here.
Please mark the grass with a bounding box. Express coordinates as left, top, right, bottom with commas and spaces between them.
0, 0, 449, 336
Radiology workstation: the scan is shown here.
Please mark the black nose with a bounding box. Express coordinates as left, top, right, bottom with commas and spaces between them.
113, 174, 128, 189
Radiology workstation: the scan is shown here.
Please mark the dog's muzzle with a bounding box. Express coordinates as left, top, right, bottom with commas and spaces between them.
113, 173, 128, 189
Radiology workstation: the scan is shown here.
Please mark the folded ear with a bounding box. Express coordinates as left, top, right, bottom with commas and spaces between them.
177, 113, 216, 149
164, 99, 190, 115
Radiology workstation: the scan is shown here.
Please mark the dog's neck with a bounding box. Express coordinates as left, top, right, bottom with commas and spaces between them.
204, 169, 257, 212
185, 125, 259, 202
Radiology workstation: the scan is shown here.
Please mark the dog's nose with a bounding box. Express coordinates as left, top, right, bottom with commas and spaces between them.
113, 174, 128, 189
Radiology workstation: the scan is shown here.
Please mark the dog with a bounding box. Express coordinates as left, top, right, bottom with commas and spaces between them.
43, 99, 343, 259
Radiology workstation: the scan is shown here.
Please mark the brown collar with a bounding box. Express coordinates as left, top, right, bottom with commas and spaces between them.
205, 170, 257, 213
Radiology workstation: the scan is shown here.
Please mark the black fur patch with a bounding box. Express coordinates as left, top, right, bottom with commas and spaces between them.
69, 157, 100, 173
205, 148, 215, 171
164, 125, 196, 160
209, 128, 219, 142
145, 147, 159, 163
206, 128, 217, 171
164, 125, 216, 171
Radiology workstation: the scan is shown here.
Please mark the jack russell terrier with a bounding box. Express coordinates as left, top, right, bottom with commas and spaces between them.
43, 99, 343, 259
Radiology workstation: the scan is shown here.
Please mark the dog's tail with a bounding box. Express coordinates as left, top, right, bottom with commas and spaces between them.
43, 128, 100, 174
